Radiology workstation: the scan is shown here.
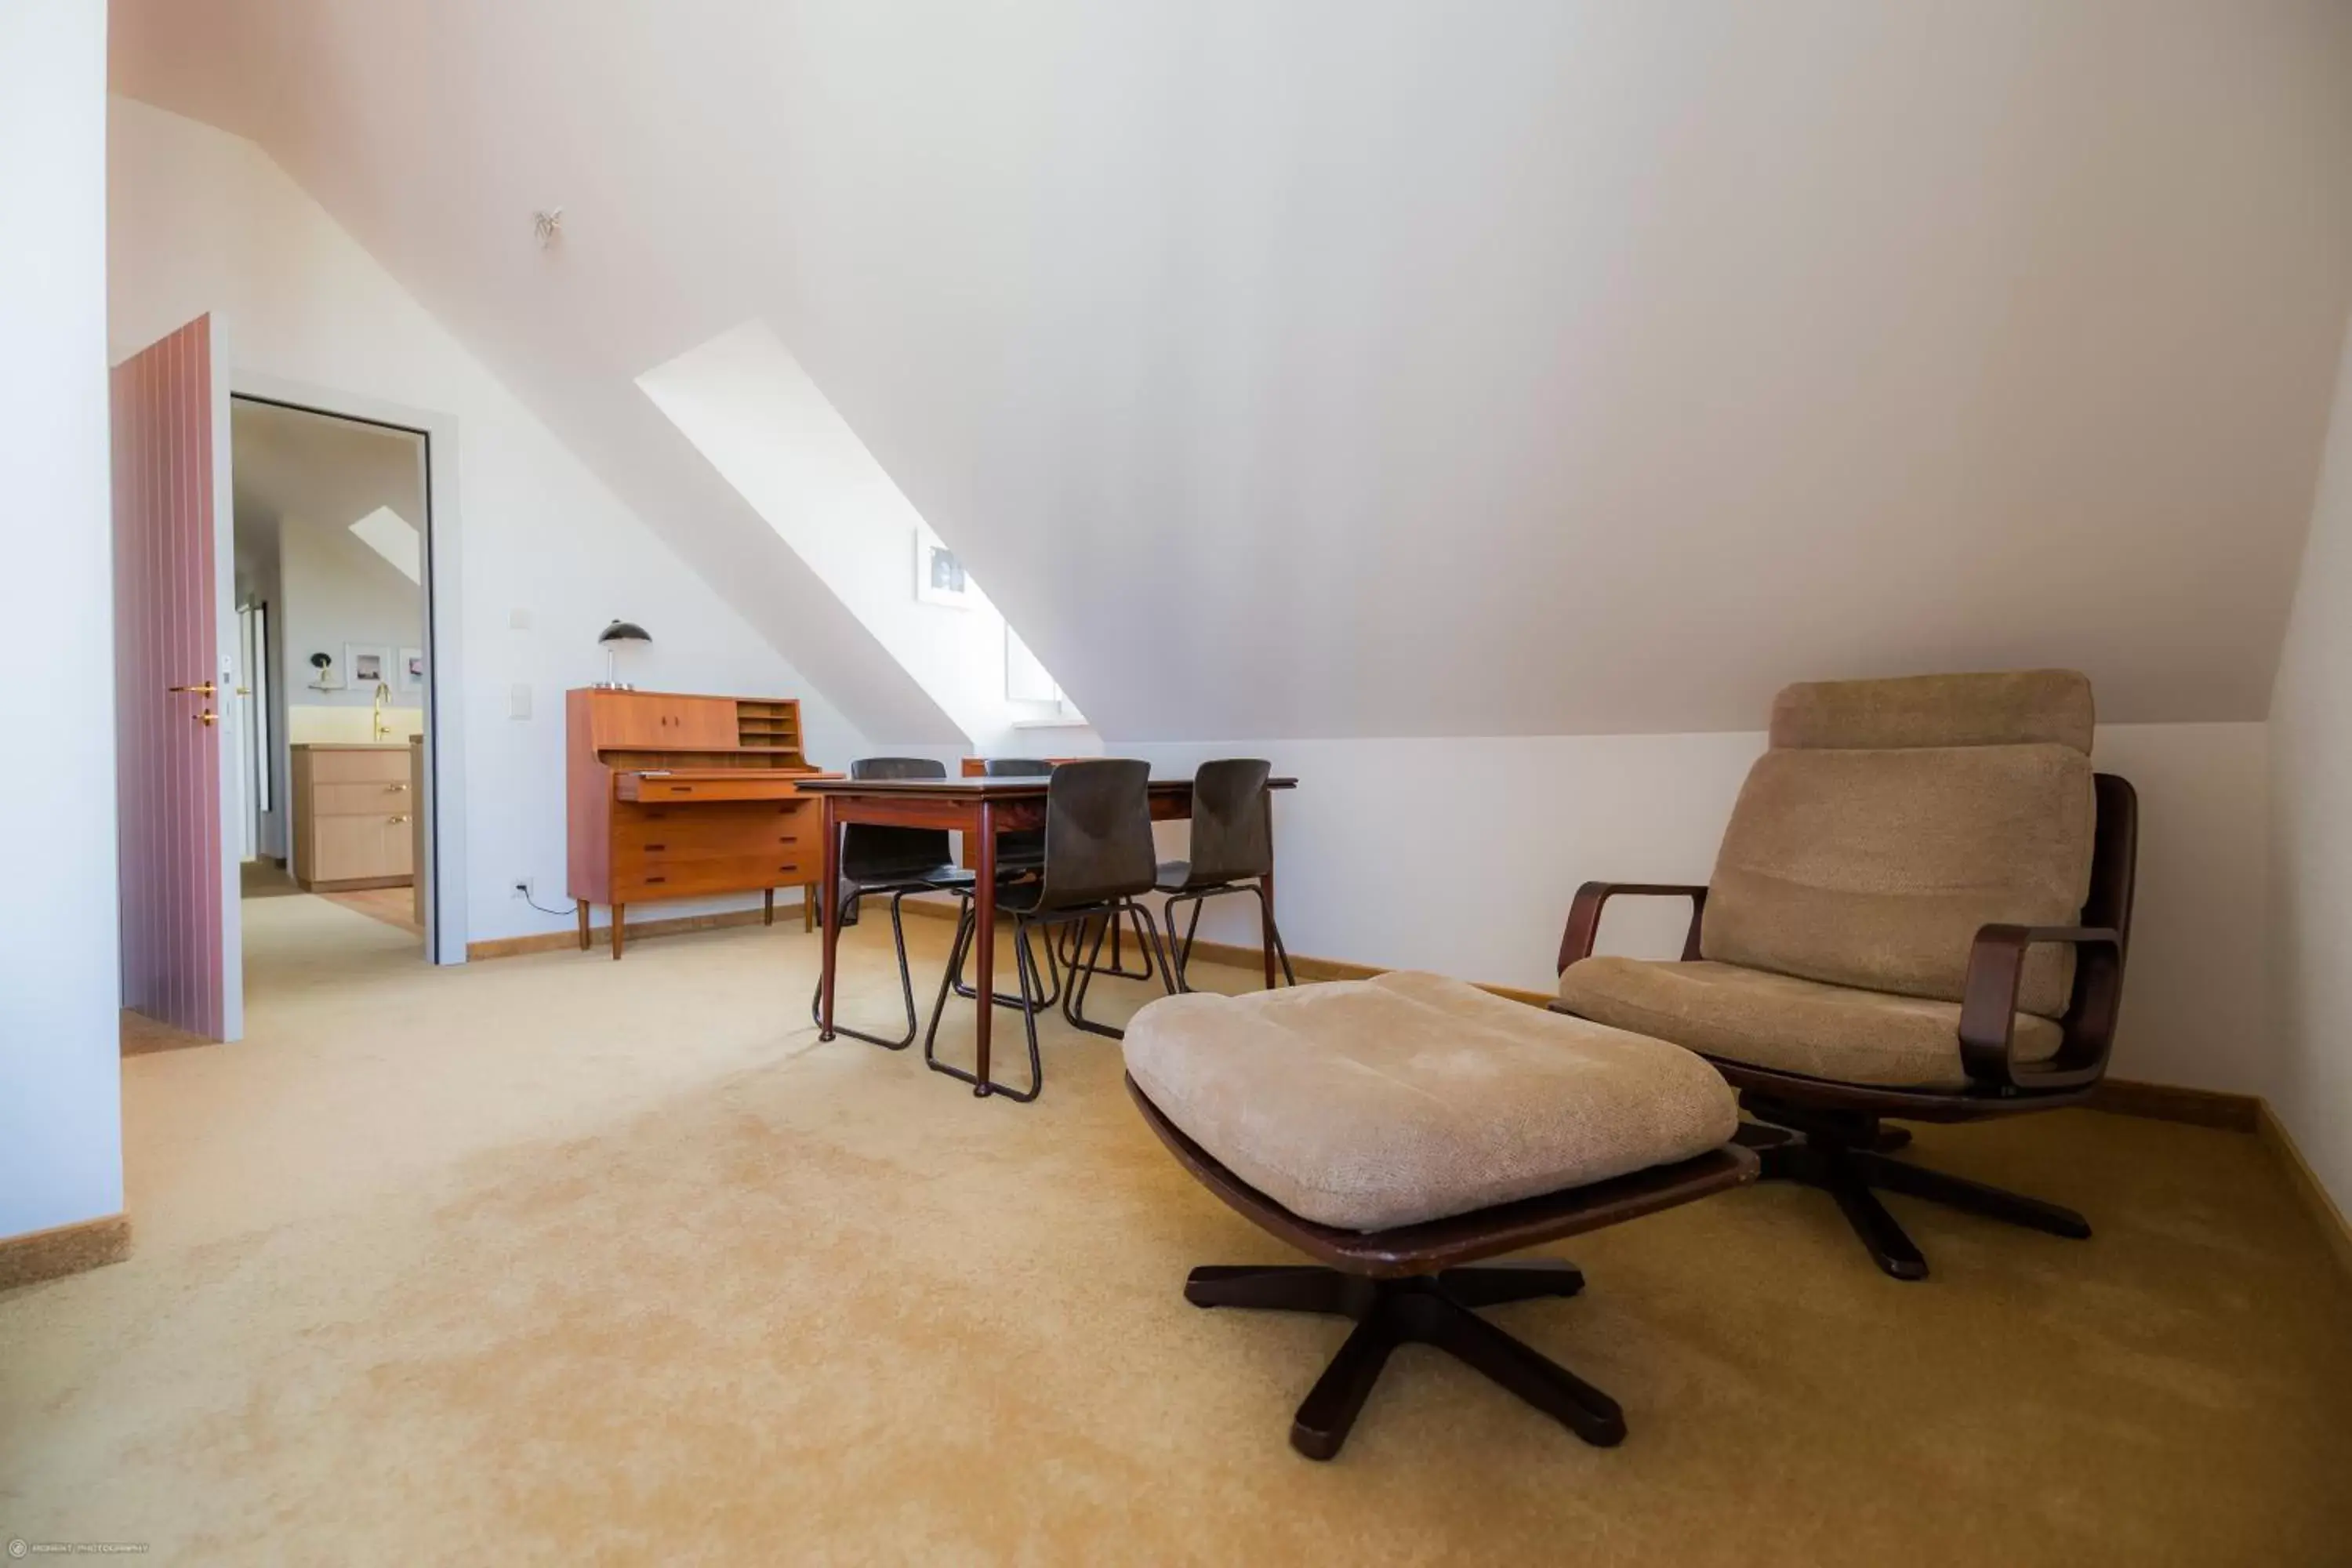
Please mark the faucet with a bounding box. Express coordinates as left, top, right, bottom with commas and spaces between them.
372, 681, 394, 741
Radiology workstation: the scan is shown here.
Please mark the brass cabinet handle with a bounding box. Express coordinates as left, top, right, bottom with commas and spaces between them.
194, 710, 217, 727
387, 815, 408, 824
169, 681, 216, 695
386, 782, 409, 791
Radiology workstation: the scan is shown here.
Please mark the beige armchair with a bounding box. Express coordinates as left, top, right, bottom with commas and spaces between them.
1554, 670, 2137, 1280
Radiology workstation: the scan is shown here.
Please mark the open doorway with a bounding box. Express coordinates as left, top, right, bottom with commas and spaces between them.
229, 397, 434, 967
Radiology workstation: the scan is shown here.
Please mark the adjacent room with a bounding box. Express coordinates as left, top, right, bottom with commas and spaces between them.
229, 399, 431, 949
4, 2, 2350, 1563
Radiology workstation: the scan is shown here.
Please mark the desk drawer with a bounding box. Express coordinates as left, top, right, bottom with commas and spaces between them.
614, 854, 813, 900
313, 779, 414, 817
616, 772, 808, 804
615, 801, 814, 855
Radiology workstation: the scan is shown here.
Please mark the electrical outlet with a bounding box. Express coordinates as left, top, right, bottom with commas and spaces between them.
513, 877, 534, 900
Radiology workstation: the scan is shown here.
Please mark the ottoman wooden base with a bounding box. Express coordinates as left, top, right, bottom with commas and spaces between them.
1187, 1261, 1619, 1458
1131, 1076, 1757, 1460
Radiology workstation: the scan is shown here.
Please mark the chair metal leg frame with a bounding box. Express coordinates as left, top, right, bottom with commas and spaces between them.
922, 898, 1179, 1101
1054, 905, 1157, 984
1183, 1261, 1619, 1460
806, 887, 921, 1051
1062, 899, 1179, 1040
950, 897, 1063, 1011
921, 899, 1047, 1103
1734, 1100, 2091, 1282
1166, 880, 1298, 990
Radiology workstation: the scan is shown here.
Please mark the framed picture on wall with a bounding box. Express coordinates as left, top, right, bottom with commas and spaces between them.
398, 646, 426, 694
346, 643, 392, 690
913, 526, 975, 608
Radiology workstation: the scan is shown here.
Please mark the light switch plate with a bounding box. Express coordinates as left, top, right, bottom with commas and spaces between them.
509, 683, 532, 720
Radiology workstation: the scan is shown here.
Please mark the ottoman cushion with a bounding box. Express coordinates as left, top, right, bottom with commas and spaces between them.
1123, 971, 1739, 1232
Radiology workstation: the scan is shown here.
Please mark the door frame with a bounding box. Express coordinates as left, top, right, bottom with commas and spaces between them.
230, 372, 470, 964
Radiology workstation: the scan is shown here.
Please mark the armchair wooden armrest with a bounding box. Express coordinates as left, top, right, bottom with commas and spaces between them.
1957, 924, 2124, 1094
1557, 881, 1709, 974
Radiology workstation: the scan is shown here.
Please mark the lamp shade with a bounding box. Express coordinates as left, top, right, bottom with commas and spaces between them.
597, 620, 652, 646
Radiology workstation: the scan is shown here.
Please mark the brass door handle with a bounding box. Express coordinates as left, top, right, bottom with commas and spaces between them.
169, 681, 216, 696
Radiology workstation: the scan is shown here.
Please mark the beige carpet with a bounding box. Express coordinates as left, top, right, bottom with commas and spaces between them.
5, 899, 2350, 1564
319, 885, 423, 937
237, 859, 299, 898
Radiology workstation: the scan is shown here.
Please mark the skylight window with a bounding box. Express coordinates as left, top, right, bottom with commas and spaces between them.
348, 505, 421, 583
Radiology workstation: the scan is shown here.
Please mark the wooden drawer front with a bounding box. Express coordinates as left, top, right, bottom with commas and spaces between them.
617, 772, 808, 804
614, 854, 811, 900
307, 748, 411, 784
615, 802, 811, 855
312, 813, 414, 881
314, 779, 414, 817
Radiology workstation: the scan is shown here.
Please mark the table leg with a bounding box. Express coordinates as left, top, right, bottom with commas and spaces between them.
764, 887, 775, 927
612, 904, 626, 960
1261, 864, 1279, 989
803, 882, 815, 933
818, 797, 840, 1040
973, 800, 997, 1096
576, 899, 590, 952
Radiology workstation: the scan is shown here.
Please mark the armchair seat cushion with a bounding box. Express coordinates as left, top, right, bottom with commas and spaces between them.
1123, 971, 1737, 1232
1557, 956, 2063, 1092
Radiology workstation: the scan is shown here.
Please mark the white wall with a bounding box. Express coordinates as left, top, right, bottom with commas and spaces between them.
2268, 315, 2352, 1219
0, 0, 123, 1238
109, 97, 873, 946
1131, 720, 2267, 1093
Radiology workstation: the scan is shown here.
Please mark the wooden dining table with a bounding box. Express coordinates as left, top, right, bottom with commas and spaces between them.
797, 772, 1297, 1097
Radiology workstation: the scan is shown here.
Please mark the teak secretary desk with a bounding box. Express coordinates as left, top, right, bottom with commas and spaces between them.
564, 688, 837, 956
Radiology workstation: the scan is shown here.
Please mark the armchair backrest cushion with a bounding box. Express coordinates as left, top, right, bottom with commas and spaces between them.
1700, 671, 2096, 1018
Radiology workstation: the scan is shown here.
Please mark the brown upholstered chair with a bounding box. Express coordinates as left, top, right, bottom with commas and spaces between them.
1553, 671, 2137, 1281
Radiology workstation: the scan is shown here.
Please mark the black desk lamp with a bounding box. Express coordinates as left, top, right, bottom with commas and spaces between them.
596, 620, 650, 690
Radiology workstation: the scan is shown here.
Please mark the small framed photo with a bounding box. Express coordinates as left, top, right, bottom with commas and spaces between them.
346, 643, 392, 688
398, 646, 426, 694
913, 528, 974, 609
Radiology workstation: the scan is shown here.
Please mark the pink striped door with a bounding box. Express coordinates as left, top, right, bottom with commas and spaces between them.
112, 315, 243, 1041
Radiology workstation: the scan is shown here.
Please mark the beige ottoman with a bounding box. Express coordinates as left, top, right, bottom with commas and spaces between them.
1124, 971, 1754, 1460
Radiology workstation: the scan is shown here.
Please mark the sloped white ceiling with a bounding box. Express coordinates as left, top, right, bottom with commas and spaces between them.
114, 0, 2352, 739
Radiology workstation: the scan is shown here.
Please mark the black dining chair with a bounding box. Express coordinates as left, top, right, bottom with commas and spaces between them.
979, 756, 1153, 988
1159, 758, 1295, 990
806, 757, 977, 1049
980, 757, 1053, 873
950, 757, 1065, 1010
924, 758, 1178, 1102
